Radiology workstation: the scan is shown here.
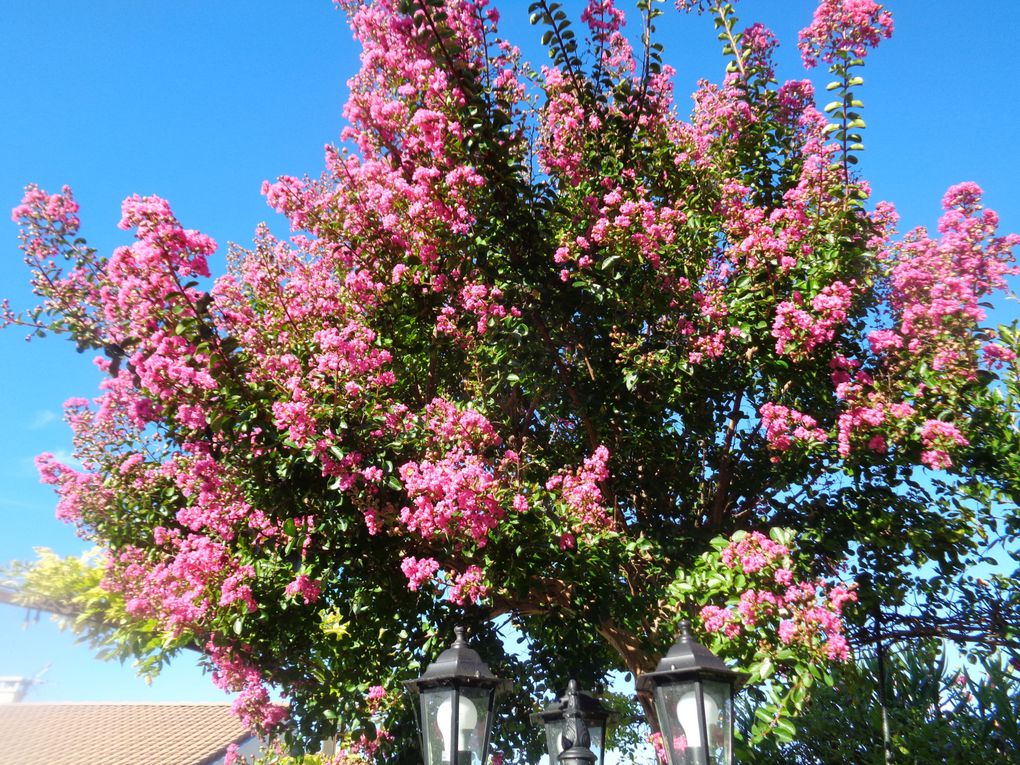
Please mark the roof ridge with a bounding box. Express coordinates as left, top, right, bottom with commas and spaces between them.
4, 701, 237, 707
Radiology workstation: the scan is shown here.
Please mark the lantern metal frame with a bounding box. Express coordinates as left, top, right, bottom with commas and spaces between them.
531, 680, 611, 765
636, 620, 747, 765
404, 626, 509, 765
555, 682, 599, 765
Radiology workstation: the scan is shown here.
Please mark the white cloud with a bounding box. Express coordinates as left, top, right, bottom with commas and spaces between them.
27, 410, 58, 430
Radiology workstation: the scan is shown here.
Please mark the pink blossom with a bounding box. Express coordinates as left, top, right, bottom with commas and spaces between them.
700, 605, 732, 633
919, 419, 968, 470
400, 556, 440, 591
207, 641, 288, 731
648, 731, 667, 765
772, 281, 854, 357
447, 565, 489, 605
284, 574, 322, 605
798, 0, 894, 69
398, 449, 504, 546
546, 446, 614, 533
12, 184, 79, 229
867, 329, 903, 354
778, 619, 798, 644
721, 532, 790, 573
759, 403, 828, 459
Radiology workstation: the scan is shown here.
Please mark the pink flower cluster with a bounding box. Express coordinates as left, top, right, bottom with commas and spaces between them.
545, 445, 614, 535
798, 0, 894, 69
35, 451, 111, 524
396, 400, 515, 546
718, 180, 810, 273
581, 0, 626, 41
759, 403, 828, 460
772, 281, 854, 357
399, 557, 489, 605
344, 729, 395, 763
777, 582, 856, 661
400, 556, 441, 591
538, 67, 594, 186
885, 183, 1019, 376
827, 356, 916, 459
423, 398, 500, 451
117, 194, 215, 278
685, 77, 754, 165
919, 419, 969, 470
11, 184, 80, 229
648, 731, 668, 765
553, 180, 684, 282
701, 532, 855, 661
398, 451, 504, 545
283, 573, 322, 605
447, 565, 489, 605
720, 532, 790, 574
6, 185, 104, 342
261, 175, 310, 230
207, 641, 288, 732
455, 282, 509, 335
105, 533, 257, 635
822, 183, 1018, 468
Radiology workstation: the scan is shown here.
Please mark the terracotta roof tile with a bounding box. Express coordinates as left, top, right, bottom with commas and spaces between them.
0, 703, 255, 765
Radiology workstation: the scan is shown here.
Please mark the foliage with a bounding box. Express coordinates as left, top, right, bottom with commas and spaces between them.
740, 640, 1020, 764
5, 0, 1019, 761
1, 548, 190, 678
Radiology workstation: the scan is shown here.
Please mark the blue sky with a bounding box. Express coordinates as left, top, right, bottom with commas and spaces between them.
1, 1, 1018, 703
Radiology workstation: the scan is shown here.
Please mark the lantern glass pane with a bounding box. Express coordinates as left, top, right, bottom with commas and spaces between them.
652, 679, 701, 765
544, 718, 565, 763
589, 724, 605, 765
421, 687, 455, 765
459, 685, 495, 765
702, 680, 733, 765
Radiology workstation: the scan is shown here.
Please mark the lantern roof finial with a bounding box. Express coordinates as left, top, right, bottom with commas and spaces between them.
531, 679, 611, 723
636, 620, 746, 691
404, 626, 509, 693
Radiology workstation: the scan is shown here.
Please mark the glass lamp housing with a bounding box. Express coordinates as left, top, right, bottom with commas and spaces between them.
405, 627, 509, 765
636, 621, 745, 765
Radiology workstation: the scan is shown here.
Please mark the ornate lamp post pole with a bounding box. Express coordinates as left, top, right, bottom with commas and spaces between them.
556, 685, 599, 765
531, 680, 611, 765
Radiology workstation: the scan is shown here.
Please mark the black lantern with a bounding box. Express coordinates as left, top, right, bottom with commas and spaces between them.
405, 626, 509, 765
531, 680, 610, 765
636, 621, 746, 765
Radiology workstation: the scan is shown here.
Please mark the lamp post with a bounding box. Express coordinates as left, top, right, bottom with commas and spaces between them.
531, 680, 610, 765
636, 620, 746, 765
405, 626, 509, 765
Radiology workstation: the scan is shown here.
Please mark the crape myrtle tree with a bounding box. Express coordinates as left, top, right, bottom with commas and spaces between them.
5, 0, 1020, 760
